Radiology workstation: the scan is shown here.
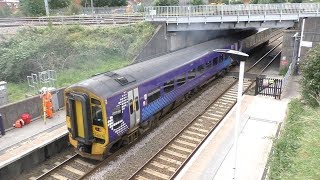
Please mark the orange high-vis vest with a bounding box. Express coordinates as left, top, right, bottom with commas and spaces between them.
43, 92, 53, 119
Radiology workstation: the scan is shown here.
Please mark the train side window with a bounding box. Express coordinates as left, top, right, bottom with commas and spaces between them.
176, 73, 186, 86
112, 106, 122, 123
188, 68, 196, 80
164, 79, 174, 93
147, 87, 160, 104
205, 61, 212, 70
197, 64, 205, 74
213, 57, 218, 65
92, 105, 103, 126
135, 97, 139, 111
217, 55, 222, 63
129, 99, 133, 114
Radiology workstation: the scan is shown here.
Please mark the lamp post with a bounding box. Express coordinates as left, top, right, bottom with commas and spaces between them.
213, 49, 249, 180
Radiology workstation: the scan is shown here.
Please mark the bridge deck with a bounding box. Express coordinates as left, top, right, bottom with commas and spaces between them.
144, 3, 320, 30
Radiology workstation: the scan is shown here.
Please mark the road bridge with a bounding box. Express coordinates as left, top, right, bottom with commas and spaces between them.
144, 3, 320, 31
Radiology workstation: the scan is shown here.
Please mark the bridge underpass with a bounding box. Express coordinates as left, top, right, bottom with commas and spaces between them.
144, 3, 320, 31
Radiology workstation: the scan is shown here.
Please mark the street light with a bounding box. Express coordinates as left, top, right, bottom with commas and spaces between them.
213, 49, 249, 180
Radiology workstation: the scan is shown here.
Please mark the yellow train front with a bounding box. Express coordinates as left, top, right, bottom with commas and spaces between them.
65, 85, 109, 160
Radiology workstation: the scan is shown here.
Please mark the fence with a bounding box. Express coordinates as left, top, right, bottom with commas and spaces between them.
255, 76, 283, 99
145, 3, 320, 18
50, 6, 142, 16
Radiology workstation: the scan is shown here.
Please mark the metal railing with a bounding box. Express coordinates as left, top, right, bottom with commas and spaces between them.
144, 3, 320, 21
0, 14, 144, 27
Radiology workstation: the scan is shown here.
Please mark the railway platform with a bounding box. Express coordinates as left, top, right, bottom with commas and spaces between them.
177, 75, 300, 180
0, 110, 68, 177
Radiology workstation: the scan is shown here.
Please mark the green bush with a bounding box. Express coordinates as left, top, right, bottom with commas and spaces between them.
191, 0, 204, 5
81, 0, 127, 7
0, 23, 155, 83
67, 1, 81, 15
0, 5, 11, 17
301, 44, 320, 107
154, 0, 179, 6
19, 0, 46, 16
49, 0, 71, 9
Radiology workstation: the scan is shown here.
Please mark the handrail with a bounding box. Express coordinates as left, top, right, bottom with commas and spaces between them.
144, 3, 320, 20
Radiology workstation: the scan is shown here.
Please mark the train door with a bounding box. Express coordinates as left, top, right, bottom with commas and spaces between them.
67, 92, 94, 145
127, 88, 141, 128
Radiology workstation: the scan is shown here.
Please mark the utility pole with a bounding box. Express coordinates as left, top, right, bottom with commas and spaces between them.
44, 0, 49, 16
296, 18, 306, 74
91, 0, 94, 15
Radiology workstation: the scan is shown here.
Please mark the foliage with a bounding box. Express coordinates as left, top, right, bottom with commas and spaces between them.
301, 44, 320, 107
154, 0, 179, 6
19, 0, 46, 16
238, 0, 303, 3
0, 5, 11, 17
0, 23, 155, 86
67, 1, 81, 15
191, 0, 204, 5
49, 0, 71, 9
268, 100, 320, 179
81, 0, 127, 7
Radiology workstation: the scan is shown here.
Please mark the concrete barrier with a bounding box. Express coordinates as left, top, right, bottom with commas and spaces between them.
0, 88, 66, 131
0, 134, 69, 179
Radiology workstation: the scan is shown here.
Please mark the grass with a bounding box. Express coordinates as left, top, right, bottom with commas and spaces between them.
2, 23, 155, 103
7, 56, 130, 102
268, 99, 320, 180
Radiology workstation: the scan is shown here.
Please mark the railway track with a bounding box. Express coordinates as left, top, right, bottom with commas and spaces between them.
35, 154, 100, 180
128, 80, 252, 180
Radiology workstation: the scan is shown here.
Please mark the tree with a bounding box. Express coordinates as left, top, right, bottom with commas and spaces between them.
301, 44, 320, 107
191, 0, 204, 5
20, 0, 46, 16
49, 0, 71, 9
0, 5, 11, 17
155, 0, 179, 6
81, 0, 127, 7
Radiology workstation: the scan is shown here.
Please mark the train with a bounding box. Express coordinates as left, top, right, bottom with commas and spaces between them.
65, 29, 280, 160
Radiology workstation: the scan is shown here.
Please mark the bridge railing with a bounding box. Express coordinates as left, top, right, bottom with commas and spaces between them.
145, 3, 320, 19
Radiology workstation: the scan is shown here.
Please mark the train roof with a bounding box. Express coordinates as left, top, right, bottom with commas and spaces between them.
69, 35, 239, 99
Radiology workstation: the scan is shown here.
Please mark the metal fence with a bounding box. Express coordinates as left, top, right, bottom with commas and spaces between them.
27, 70, 57, 95
145, 3, 320, 18
51, 6, 142, 16
255, 77, 283, 99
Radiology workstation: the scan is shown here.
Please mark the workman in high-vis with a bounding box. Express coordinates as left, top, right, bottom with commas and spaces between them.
40, 87, 53, 119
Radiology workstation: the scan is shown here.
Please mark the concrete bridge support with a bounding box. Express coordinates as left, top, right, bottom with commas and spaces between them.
134, 23, 248, 62
280, 17, 320, 73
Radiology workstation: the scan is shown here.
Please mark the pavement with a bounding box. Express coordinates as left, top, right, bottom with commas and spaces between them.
0, 110, 67, 169
176, 74, 301, 180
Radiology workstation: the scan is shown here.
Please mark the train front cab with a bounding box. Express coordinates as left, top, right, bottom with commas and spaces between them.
65, 88, 109, 160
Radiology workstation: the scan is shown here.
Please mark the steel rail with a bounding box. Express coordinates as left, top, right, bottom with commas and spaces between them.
35, 153, 79, 180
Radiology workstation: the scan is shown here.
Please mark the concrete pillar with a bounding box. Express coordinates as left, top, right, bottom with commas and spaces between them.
280, 30, 298, 74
